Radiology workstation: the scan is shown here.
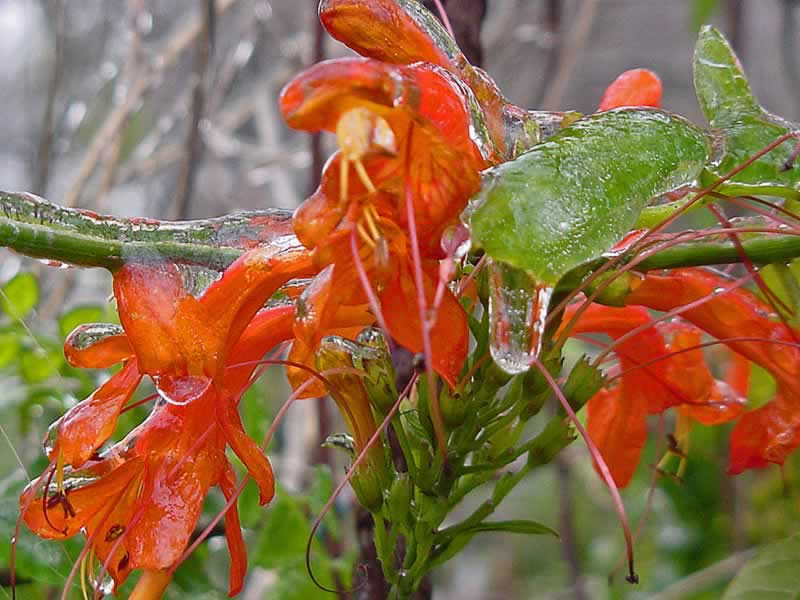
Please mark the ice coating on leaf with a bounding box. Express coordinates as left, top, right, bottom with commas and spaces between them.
469, 108, 711, 285
693, 27, 800, 192
487, 260, 553, 374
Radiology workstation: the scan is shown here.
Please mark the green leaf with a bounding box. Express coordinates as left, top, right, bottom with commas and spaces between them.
723, 534, 800, 599
469, 108, 710, 285
693, 26, 800, 193
58, 305, 105, 339
0, 272, 39, 320
457, 519, 558, 537
20, 348, 62, 383
252, 488, 312, 568
562, 356, 605, 412
0, 330, 20, 368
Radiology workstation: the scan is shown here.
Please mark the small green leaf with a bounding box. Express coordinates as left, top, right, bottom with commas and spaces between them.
694, 26, 800, 193
562, 356, 605, 412
470, 109, 710, 285
58, 304, 105, 339
1, 272, 39, 320
0, 330, 20, 368
723, 534, 800, 599
456, 519, 558, 537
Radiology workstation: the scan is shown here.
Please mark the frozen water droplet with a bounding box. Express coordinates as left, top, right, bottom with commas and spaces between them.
487, 260, 554, 374
152, 375, 211, 407
66, 323, 124, 352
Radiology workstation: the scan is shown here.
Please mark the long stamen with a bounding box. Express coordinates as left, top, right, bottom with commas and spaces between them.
405, 179, 448, 462
530, 356, 638, 584
354, 159, 377, 194
339, 156, 350, 208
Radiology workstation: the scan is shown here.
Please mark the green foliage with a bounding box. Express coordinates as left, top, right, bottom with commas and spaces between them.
723, 534, 800, 599
0, 272, 38, 320
469, 109, 710, 284
694, 26, 800, 195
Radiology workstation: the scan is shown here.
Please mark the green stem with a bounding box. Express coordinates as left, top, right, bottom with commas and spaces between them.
0, 190, 293, 270
634, 232, 800, 270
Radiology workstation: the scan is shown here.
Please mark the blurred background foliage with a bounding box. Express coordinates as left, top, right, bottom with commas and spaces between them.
1, 0, 800, 598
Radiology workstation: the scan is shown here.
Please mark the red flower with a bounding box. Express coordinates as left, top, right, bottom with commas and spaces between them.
624, 267, 800, 473
564, 303, 744, 486
280, 58, 483, 393
22, 242, 312, 595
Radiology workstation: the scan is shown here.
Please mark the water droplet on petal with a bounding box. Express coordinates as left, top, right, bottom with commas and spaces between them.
152, 375, 211, 407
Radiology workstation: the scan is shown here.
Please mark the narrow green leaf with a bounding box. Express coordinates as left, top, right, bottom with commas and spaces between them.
58, 305, 105, 339
457, 519, 558, 537
469, 108, 710, 285
723, 534, 800, 599
1, 272, 39, 320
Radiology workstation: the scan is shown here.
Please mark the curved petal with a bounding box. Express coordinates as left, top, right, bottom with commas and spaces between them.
587, 386, 648, 488
219, 460, 246, 597
20, 457, 144, 539
56, 360, 142, 467
215, 391, 275, 505
625, 268, 800, 394
381, 261, 468, 387
64, 323, 132, 368
728, 392, 800, 474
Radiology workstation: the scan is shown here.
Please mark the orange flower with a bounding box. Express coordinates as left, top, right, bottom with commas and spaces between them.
280, 58, 482, 393
564, 303, 744, 486
624, 267, 800, 473
22, 242, 312, 595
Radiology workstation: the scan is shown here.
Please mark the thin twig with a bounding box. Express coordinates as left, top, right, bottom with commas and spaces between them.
61, 0, 240, 209
540, 0, 598, 110
173, 0, 216, 220
34, 0, 66, 196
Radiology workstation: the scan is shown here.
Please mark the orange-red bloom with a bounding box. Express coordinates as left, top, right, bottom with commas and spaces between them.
280, 58, 483, 393
22, 241, 312, 595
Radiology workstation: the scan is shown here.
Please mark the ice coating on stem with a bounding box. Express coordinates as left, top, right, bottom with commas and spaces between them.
487, 260, 554, 374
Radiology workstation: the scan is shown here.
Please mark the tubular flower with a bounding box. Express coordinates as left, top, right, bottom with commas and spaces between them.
597, 68, 663, 111
318, 0, 509, 155
623, 267, 800, 473
21, 242, 312, 595
563, 303, 745, 487
280, 57, 483, 393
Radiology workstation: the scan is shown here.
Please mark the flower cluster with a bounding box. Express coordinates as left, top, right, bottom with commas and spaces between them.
17, 0, 800, 597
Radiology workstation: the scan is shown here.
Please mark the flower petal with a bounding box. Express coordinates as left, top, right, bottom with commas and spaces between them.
219, 460, 246, 597
56, 360, 142, 467
597, 68, 662, 111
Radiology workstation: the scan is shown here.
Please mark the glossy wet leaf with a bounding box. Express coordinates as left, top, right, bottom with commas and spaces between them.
693, 26, 800, 192
723, 534, 800, 599
1, 272, 39, 320
469, 108, 710, 284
